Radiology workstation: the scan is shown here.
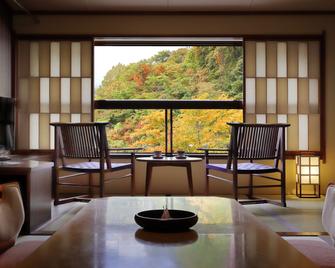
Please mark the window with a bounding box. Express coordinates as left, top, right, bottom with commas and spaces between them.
94, 39, 244, 153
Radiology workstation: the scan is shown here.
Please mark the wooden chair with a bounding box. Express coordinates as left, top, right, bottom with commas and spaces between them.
51, 122, 140, 205
199, 123, 290, 207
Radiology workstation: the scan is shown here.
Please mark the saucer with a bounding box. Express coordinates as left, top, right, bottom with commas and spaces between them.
175, 155, 187, 159
152, 156, 164, 159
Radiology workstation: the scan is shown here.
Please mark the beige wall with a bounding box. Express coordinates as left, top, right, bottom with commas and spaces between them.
13, 14, 335, 196
0, 5, 11, 97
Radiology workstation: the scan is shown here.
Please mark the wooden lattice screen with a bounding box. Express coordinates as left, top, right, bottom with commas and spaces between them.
244, 40, 323, 156
16, 40, 92, 150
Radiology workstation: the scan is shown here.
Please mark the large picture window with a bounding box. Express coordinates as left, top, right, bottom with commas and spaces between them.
94, 40, 244, 153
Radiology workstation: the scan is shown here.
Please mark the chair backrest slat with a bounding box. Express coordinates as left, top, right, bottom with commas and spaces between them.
228, 123, 289, 160
51, 123, 109, 159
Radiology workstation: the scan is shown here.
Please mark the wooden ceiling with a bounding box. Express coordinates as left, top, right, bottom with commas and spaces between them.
5, 0, 335, 13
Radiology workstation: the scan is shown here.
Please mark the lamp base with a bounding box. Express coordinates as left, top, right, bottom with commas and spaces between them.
296, 183, 321, 198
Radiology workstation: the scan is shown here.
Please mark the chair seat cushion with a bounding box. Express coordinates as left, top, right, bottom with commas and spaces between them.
63, 162, 132, 172
207, 162, 278, 174
0, 240, 43, 268
286, 238, 335, 268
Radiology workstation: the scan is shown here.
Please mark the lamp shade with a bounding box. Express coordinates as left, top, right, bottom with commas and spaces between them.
295, 155, 320, 198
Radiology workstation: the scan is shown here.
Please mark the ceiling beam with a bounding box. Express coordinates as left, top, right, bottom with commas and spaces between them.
11, 10, 335, 16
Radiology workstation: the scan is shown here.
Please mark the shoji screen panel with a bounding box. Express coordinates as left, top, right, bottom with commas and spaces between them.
17, 40, 92, 150
244, 40, 322, 154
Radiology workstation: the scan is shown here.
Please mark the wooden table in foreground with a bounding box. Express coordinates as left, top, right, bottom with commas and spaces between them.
17, 197, 318, 268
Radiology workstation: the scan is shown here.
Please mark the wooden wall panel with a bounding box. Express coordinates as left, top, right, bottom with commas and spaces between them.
18, 41, 30, 78
298, 78, 309, 114
308, 41, 320, 79
255, 78, 266, 113
70, 78, 81, 113
277, 78, 288, 114
39, 41, 50, 77
287, 42, 298, 78
287, 115, 299, 151
39, 114, 50, 149
81, 41, 92, 77
309, 114, 320, 151
50, 78, 60, 113
60, 41, 71, 77
266, 42, 277, 78
245, 42, 256, 78
29, 78, 40, 113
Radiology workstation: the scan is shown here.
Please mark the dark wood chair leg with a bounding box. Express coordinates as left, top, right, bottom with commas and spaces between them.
131, 153, 135, 196
145, 164, 153, 196
281, 171, 287, 207
233, 171, 238, 201
99, 171, 104, 198
206, 174, 209, 196
186, 163, 194, 196
247, 174, 254, 199
206, 168, 209, 196
54, 168, 60, 206
88, 173, 93, 198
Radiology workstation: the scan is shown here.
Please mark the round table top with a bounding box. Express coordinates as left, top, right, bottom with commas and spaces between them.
136, 156, 202, 162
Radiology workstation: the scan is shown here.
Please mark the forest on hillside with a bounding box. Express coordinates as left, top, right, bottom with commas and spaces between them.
95, 46, 243, 152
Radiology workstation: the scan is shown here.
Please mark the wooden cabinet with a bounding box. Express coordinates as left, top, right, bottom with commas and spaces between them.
0, 157, 53, 234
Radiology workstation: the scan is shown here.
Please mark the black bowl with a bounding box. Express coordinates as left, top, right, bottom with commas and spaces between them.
134, 209, 198, 232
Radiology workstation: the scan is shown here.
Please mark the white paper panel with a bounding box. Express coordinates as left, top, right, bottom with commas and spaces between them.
71, 114, 81, 123
81, 78, 91, 113
40, 78, 50, 113
298, 43, 308, 78
256, 42, 266, 77
277, 114, 288, 149
29, 113, 39, 149
288, 78, 298, 114
50, 42, 60, 77
299, 114, 309, 150
61, 78, 70, 113
277, 114, 287, 123
277, 42, 287, 78
50, 113, 60, 150
30, 42, 39, 77
266, 78, 276, 113
309, 79, 319, 112
256, 114, 266, 123
246, 78, 256, 113
71, 42, 81, 77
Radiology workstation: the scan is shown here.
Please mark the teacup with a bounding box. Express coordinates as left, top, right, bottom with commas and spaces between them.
153, 151, 162, 158
177, 150, 185, 157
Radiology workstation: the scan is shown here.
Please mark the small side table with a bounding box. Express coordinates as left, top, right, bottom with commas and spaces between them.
136, 156, 202, 196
